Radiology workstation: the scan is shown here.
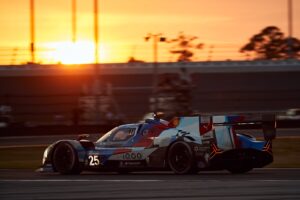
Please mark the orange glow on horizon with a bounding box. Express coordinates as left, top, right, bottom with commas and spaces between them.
46, 41, 109, 64
0, 0, 299, 65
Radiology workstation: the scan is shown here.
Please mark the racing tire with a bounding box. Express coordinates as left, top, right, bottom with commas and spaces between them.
167, 141, 196, 174
52, 142, 83, 175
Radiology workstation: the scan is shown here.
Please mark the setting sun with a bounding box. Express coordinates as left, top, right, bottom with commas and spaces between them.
47, 41, 108, 64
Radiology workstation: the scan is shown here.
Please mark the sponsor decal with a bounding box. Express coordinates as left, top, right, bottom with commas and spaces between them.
121, 161, 143, 166
123, 152, 143, 160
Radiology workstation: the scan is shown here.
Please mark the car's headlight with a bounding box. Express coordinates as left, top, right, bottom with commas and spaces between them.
42, 146, 50, 165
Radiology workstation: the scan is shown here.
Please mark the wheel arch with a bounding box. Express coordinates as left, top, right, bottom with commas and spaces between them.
164, 139, 196, 171
164, 139, 182, 167
164, 137, 196, 164
50, 140, 87, 165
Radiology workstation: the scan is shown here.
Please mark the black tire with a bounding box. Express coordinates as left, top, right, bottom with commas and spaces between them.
52, 142, 83, 175
167, 141, 196, 174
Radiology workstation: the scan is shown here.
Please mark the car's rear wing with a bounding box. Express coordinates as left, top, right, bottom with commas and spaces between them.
205, 114, 276, 140
168, 114, 276, 141
212, 114, 276, 140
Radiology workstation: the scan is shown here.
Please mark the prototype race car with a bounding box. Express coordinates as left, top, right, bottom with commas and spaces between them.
39, 114, 275, 174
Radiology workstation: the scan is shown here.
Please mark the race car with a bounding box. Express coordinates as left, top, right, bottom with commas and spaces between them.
38, 114, 275, 174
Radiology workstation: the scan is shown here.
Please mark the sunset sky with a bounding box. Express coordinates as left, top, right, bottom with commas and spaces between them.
0, 0, 299, 65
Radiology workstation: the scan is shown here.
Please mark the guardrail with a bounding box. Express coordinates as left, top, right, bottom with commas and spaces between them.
0, 60, 299, 76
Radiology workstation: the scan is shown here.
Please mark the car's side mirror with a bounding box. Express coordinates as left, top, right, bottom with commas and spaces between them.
262, 114, 276, 140
77, 134, 90, 141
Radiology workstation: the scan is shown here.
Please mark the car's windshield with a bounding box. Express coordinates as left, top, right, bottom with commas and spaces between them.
96, 127, 118, 143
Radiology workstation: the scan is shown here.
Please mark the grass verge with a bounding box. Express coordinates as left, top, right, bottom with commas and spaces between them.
0, 146, 46, 169
268, 137, 300, 168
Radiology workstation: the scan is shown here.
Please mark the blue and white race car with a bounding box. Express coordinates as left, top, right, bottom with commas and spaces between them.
39, 114, 274, 174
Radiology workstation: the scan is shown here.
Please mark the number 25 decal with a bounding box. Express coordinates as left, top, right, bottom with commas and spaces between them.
88, 155, 100, 166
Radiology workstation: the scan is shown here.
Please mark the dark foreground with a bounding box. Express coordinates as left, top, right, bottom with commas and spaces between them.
0, 168, 300, 200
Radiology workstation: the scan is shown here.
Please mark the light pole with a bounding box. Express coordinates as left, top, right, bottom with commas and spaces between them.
72, 0, 76, 43
145, 33, 166, 112
94, 0, 99, 65
287, 0, 294, 59
94, 0, 101, 122
29, 0, 35, 63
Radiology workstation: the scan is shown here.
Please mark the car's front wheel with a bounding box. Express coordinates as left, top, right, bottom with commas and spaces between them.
167, 141, 196, 174
52, 142, 83, 175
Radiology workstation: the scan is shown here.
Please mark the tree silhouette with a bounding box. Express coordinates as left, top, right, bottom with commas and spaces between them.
168, 32, 204, 62
240, 26, 300, 60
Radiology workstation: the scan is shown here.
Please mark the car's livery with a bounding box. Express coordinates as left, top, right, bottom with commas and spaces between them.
39, 115, 274, 174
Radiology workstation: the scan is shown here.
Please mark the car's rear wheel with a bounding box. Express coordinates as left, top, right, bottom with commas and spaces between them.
167, 141, 196, 174
52, 142, 83, 175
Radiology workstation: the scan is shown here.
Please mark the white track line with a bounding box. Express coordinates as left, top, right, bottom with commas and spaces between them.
0, 179, 163, 182
0, 144, 48, 149
1, 179, 300, 183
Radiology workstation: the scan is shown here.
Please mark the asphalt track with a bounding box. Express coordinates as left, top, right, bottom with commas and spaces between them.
0, 169, 300, 200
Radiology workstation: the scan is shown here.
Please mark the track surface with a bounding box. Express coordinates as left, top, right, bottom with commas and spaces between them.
0, 169, 300, 200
